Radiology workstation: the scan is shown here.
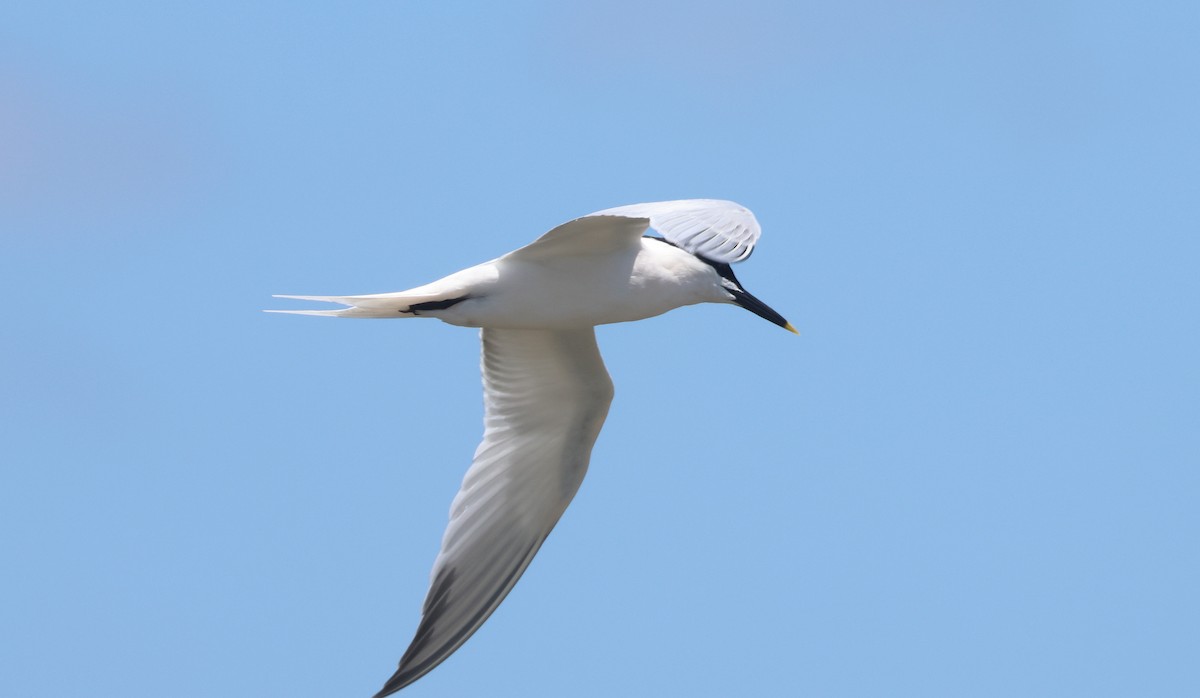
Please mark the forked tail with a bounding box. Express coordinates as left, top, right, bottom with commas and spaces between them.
265, 292, 469, 318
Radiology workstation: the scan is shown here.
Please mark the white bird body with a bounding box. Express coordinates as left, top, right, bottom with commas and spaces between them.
443, 239, 727, 328
281, 220, 740, 329
269, 199, 793, 696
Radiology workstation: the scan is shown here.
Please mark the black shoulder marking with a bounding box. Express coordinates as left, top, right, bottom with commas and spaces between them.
402, 295, 470, 316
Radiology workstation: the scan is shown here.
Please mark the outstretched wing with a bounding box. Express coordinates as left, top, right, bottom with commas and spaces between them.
375, 328, 614, 696
505, 213, 649, 262
591, 199, 760, 263
508, 199, 760, 265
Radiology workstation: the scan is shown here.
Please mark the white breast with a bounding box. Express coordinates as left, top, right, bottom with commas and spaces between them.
438, 239, 726, 329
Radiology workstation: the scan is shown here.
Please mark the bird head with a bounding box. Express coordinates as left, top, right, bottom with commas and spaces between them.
703, 258, 797, 334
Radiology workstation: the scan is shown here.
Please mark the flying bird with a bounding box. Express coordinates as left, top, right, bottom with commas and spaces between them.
269, 199, 795, 695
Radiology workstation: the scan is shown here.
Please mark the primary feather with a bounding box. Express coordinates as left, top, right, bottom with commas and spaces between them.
589, 198, 761, 263
374, 328, 613, 696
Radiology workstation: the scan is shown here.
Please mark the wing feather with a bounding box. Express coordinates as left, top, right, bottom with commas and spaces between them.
374, 327, 613, 697
591, 199, 761, 263
507, 199, 761, 265
506, 214, 648, 262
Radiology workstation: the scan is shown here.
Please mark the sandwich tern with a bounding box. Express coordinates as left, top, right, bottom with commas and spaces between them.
269, 199, 795, 695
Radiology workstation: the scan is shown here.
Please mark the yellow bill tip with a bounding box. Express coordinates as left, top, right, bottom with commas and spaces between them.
784, 322, 799, 335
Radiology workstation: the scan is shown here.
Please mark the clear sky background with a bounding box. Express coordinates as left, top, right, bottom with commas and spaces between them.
2, 2, 1197, 696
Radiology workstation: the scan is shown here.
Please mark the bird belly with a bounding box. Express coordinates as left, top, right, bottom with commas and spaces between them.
436, 248, 712, 330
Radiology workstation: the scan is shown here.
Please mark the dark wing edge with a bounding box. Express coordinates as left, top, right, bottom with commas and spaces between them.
373, 327, 614, 696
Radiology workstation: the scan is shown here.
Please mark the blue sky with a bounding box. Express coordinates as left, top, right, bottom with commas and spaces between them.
2, 2, 1197, 696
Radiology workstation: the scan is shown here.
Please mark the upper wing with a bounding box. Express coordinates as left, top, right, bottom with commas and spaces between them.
592, 199, 760, 263
507, 199, 760, 264
505, 213, 650, 262
375, 327, 614, 697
